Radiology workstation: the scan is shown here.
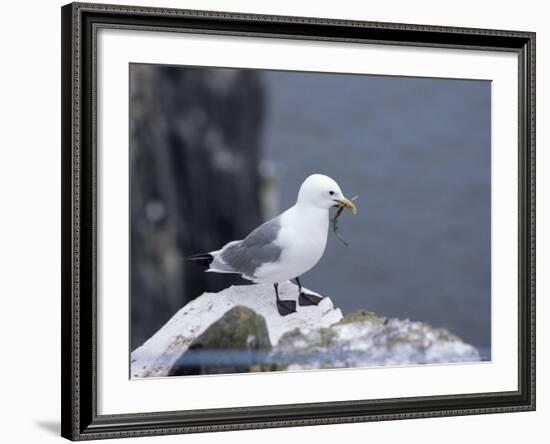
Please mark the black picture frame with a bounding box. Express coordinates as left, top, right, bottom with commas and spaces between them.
61, 2, 536, 440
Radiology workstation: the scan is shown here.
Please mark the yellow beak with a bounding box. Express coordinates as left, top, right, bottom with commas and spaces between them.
334, 197, 357, 215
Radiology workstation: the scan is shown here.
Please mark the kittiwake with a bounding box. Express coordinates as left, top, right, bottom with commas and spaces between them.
188, 174, 357, 316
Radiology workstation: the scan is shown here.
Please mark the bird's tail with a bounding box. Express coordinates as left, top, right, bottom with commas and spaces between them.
185, 253, 214, 269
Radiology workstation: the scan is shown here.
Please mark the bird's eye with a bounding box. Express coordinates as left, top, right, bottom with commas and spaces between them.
329, 191, 335, 196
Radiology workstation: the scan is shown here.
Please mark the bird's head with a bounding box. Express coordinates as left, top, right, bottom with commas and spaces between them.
296, 174, 357, 214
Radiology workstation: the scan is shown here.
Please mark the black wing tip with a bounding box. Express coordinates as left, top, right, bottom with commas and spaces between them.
185, 253, 214, 269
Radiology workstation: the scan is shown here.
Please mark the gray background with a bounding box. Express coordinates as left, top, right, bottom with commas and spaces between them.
261, 71, 491, 351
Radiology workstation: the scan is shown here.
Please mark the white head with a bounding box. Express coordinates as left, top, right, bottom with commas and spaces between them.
296, 174, 357, 214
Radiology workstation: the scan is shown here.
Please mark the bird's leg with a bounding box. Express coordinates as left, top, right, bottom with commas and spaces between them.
274, 283, 296, 316
295, 277, 324, 306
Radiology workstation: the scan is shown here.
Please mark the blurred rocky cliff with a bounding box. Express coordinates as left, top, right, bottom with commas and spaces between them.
130, 65, 266, 349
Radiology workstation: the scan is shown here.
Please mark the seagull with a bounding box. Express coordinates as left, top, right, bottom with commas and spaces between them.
187, 174, 357, 316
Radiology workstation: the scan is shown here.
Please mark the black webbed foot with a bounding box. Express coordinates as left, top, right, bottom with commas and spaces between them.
299, 292, 323, 306
276, 299, 297, 316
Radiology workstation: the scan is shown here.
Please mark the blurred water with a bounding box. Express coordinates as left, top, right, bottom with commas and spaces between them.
261, 71, 491, 351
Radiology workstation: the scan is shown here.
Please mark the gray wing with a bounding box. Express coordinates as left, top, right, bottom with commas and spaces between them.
219, 216, 283, 278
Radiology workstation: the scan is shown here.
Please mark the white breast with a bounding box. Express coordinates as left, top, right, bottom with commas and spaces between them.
253, 204, 329, 284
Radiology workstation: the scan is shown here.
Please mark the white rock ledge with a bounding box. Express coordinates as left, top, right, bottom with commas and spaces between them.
131, 282, 342, 378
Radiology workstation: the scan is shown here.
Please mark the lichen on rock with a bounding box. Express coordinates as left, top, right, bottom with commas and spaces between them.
168, 306, 272, 376
272, 316, 480, 371
336, 309, 385, 326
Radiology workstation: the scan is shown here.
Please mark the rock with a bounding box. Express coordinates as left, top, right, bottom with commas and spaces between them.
131, 282, 343, 377
168, 306, 271, 376
131, 285, 480, 377
272, 312, 480, 370
336, 309, 385, 326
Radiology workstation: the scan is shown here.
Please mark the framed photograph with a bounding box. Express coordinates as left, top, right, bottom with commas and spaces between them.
61, 2, 535, 440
